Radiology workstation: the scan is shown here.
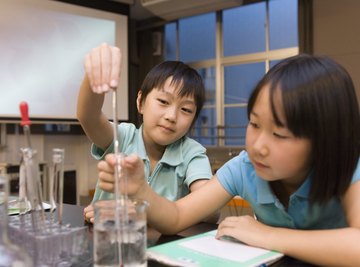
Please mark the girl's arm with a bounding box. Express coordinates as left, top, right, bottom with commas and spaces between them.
217, 180, 360, 267
189, 179, 209, 191
100, 154, 232, 234
190, 180, 222, 224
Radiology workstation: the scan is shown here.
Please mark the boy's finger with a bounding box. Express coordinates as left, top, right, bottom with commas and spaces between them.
100, 43, 111, 92
110, 46, 121, 88
84, 54, 94, 89
90, 46, 101, 88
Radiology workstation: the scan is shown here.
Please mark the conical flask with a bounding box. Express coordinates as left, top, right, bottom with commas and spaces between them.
0, 175, 33, 267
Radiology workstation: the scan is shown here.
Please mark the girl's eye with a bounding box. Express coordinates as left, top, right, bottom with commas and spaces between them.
249, 121, 259, 128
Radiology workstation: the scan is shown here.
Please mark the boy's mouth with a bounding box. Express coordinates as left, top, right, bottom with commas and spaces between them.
158, 125, 175, 133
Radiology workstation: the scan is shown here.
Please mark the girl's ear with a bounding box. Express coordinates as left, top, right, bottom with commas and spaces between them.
136, 91, 143, 114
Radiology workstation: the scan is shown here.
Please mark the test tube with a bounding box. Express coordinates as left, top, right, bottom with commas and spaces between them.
49, 148, 65, 226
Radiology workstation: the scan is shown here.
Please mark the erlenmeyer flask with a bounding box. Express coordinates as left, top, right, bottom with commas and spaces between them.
0, 175, 33, 267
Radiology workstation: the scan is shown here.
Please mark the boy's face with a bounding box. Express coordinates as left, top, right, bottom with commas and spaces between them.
137, 77, 196, 148
245, 85, 312, 190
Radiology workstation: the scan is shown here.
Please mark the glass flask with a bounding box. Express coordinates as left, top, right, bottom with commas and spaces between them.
0, 175, 33, 267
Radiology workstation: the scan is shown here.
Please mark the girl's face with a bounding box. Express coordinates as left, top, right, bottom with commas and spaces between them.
246, 85, 312, 188
137, 77, 196, 148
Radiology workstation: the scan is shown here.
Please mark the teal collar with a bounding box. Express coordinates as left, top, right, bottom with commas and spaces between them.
137, 124, 184, 166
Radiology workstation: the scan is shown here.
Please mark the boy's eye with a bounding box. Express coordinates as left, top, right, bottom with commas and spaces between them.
182, 107, 193, 114
273, 132, 288, 139
157, 98, 168, 105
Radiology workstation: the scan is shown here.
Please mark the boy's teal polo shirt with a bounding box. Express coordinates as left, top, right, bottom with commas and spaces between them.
216, 150, 360, 229
91, 123, 212, 203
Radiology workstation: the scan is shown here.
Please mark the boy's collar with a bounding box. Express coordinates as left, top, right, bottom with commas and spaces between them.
138, 125, 184, 166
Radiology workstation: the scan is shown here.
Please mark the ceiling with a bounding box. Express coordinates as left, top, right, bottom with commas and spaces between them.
110, 0, 156, 20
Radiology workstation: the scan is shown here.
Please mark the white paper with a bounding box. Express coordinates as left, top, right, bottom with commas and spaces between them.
180, 234, 271, 263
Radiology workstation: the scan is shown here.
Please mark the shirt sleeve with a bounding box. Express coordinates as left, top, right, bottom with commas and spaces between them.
351, 157, 360, 184
216, 151, 247, 197
185, 153, 213, 186
91, 142, 114, 160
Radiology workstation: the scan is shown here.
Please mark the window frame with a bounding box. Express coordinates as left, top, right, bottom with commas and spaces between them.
165, 0, 299, 147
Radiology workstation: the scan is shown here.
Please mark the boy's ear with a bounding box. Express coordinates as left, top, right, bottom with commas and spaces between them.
136, 91, 143, 113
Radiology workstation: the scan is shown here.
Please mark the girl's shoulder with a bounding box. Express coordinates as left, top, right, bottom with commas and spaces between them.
217, 150, 251, 173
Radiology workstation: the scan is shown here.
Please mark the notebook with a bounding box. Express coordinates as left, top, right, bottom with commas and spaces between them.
8, 196, 52, 215
147, 230, 283, 267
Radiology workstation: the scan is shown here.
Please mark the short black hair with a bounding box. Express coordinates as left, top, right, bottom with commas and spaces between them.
247, 54, 360, 204
139, 61, 205, 125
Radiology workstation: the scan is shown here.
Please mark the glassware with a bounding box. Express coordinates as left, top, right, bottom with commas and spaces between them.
7, 147, 90, 266
0, 175, 33, 267
20, 147, 46, 232
48, 148, 65, 225
93, 198, 148, 267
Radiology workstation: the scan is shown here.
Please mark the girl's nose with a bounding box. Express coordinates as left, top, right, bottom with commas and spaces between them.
253, 133, 269, 156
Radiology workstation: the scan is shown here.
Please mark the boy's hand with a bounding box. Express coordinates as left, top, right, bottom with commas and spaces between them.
84, 43, 122, 94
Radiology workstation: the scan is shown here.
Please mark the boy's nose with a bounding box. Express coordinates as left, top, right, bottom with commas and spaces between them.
164, 107, 177, 122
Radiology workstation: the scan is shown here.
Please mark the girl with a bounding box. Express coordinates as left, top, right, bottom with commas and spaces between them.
78, 43, 212, 223
99, 54, 360, 266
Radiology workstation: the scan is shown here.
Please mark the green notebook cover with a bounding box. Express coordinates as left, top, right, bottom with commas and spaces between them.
147, 230, 283, 267
8, 197, 51, 215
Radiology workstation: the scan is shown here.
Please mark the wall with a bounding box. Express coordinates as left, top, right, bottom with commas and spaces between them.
313, 0, 360, 103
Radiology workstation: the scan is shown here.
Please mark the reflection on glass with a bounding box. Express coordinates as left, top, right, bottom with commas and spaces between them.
224, 107, 248, 146
223, 2, 266, 56
165, 22, 177, 60
269, 0, 298, 50
179, 13, 215, 62
224, 62, 265, 146
190, 108, 217, 146
224, 62, 265, 105
187, 66, 216, 146
197, 67, 216, 106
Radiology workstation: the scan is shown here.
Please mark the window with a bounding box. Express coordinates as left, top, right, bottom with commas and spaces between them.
179, 13, 216, 62
164, 0, 299, 147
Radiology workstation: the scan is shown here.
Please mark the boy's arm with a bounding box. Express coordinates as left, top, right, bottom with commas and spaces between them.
77, 43, 122, 150
77, 75, 113, 150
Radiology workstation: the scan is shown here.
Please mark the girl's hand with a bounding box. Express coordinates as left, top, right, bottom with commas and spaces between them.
98, 153, 148, 198
216, 215, 271, 249
83, 205, 94, 224
84, 43, 122, 94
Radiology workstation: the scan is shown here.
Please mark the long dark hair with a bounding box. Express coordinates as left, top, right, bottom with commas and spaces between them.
247, 54, 360, 204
